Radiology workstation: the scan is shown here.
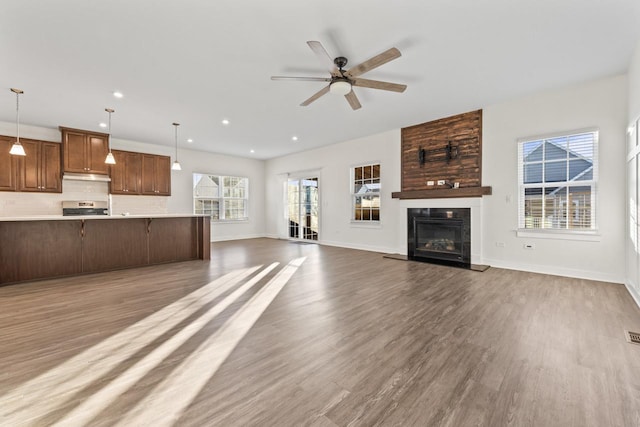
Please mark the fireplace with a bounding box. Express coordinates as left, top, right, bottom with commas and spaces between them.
407, 208, 471, 268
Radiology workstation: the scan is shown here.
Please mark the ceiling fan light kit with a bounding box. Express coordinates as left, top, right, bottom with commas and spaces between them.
271, 41, 407, 110
329, 79, 352, 95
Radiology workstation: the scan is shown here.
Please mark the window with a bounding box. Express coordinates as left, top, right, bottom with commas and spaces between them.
518, 130, 598, 232
193, 173, 248, 221
352, 164, 380, 221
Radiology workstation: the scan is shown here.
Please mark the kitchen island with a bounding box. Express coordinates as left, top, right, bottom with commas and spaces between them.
0, 215, 210, 285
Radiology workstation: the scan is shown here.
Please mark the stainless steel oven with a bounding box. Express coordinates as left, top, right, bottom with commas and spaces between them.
62, 201, 109, 216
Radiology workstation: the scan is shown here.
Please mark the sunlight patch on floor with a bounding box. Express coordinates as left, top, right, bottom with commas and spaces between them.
0, 265, 262, 425
113, 257, 306, 427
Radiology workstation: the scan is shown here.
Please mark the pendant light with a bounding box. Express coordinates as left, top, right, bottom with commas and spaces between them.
9, 88, 26, 156
171, 122, 182, 171
104, 108, 116, 164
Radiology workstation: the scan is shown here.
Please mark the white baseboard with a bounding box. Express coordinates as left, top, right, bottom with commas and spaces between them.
483, 257, 624, 284
625, 280, 640, 310
211, 234, 266, 243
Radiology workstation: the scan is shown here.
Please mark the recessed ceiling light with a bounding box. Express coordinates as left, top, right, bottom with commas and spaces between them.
99, 122, 107, 128
187, 138, 193, 143
113, 91, 124, 98
221, 119, 230, 125
292, 136, 298, 141
250, 149, 255, 153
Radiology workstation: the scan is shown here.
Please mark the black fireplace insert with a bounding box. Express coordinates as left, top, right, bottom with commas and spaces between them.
407, 208, 471, 268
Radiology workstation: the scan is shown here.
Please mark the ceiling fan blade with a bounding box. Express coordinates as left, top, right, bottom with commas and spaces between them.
271, 76, 331, 82
345, 47, 402, 78
345, 90, 362, 110
307, 41, 338, 74
300, 85, 330, 106
352, 78, 407, 93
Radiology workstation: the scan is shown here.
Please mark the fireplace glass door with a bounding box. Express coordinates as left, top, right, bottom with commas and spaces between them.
414, 219, 464, 260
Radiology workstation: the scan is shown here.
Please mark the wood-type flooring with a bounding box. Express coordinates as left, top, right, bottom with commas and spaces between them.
1, 238, 639, 426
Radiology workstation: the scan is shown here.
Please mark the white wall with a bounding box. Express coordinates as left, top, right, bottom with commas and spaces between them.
625, 39, 640, 307
0, 121, 265, 242
265, 130, 402, 254
483, 75, 627, 283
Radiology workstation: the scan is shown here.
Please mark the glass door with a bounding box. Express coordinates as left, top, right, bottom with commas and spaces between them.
288, 177, 319, 241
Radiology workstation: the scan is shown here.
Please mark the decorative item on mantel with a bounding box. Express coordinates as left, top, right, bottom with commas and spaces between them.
392, 109, 492, 199
104, 108, 116, 165
9, 88, 26, 156
171, 122, 182, 171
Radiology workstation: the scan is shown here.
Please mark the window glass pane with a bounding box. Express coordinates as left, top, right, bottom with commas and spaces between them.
544, 161, 567, 183
364, 166, 372, 179
544, 138, 567, 160
355, 167, 363, 181
568, 186, 591, 229
524, 187, 543, 229
372, 164, 380, 179
524, 163, 542, 184
523, 140, 543, 162
544, 187, 567, 229
569, 159, 593, 181
371, 209, 380, 221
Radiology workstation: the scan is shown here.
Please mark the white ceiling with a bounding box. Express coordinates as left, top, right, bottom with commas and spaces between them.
1, 0, 639, 160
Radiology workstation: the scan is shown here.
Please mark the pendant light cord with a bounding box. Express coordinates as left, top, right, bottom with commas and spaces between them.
174, 123, 179, 161
15, 91, 20, 144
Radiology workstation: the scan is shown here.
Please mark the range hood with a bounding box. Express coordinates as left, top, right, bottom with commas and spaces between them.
62, 172, 111, 182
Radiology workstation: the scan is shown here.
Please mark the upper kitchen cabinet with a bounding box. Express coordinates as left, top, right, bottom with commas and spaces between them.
141, 154, 171, 196
109, 150, 142, 195
60, 127, 109, 175
0, 136, 61, 193
0, 136, 18, 191
17, 139, 62, 193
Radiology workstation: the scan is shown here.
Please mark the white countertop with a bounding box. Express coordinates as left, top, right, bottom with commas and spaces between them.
0, 214, 210, 222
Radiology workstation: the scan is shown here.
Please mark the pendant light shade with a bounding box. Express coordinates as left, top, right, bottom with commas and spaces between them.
104, 108, 116, 164
172, 122, 181, 171
9, 88, 26, 156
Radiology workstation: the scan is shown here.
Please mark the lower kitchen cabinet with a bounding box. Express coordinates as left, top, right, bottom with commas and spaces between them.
148, 217, 198, 263
0, 220, 83, 283
82, 218, 149, 272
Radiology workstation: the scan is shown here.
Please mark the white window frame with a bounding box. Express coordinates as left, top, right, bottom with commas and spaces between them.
193, 173, 249, 222
350, 162, 381, 224
517, 128, 598, 238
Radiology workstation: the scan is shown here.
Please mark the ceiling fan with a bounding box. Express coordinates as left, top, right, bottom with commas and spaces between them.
271, 41, 407, 110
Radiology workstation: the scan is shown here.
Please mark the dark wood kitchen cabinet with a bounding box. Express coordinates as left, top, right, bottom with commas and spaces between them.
0, 136, 61, 193
82, 218, 149, 272
148, 217, 198, 263
0, 136, 18, 191
141, 154, 171, 196
17, 139, 62, 193
0, 220, 83, 283
60, 126, 109, 175
109, 150, 142, 194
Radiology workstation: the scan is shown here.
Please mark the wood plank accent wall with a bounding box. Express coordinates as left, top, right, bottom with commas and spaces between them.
400, 109, 483, 192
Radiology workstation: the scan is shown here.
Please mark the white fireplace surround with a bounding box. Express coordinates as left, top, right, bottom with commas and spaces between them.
399, 198, 483, 265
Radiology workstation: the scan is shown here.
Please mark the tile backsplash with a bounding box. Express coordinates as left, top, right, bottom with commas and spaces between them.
0, 180, 167, 217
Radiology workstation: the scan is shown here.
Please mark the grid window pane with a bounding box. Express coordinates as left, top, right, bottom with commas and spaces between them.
518, 131, 597, 231
352, 164, 381, 222
193, 173, 248, 221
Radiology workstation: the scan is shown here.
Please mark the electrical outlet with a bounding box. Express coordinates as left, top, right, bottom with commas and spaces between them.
523, 243, 535, 250
427, 181, 434, 186
495, 242, 506, 248
437, 180, 445, 185
453, 182, 460, 189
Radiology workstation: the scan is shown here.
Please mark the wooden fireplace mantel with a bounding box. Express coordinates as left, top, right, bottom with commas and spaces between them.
391, 186, 492, 199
